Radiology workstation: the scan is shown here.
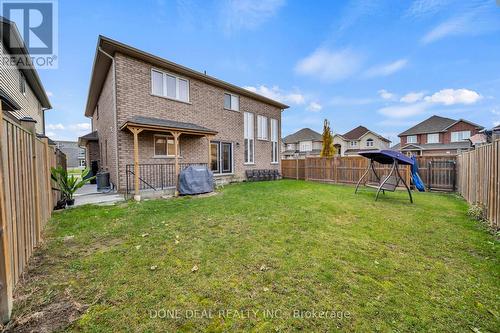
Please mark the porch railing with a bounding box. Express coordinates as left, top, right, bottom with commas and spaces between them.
125, 163, 208, 194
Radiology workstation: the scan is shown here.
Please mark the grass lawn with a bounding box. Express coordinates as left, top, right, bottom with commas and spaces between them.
6, 180, 499, 332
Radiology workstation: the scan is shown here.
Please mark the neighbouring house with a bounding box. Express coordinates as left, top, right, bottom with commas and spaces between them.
0, 17, 51, 135
493, 124, 500, 141
393, 115, 484, 156
468, 133, 489, 148
79, 36, 288, 197
55, 141, 86, 168
281, 128, 322, 159
333, 126, 390, 156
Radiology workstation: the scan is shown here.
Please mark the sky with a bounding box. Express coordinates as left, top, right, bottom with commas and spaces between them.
26, 0, 500, 143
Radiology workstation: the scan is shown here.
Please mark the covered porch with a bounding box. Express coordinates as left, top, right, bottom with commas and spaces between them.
120, 116, 218, 200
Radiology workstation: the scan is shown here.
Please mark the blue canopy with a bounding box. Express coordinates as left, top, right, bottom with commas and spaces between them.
357, 149, 414, 165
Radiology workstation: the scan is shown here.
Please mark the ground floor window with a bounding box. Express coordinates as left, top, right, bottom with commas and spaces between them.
211, 141, 232, 174
154, 134, 178, 157
79, 159, 86, 167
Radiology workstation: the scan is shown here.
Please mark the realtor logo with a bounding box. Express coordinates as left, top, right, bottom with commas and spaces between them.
1, 0, 58, 68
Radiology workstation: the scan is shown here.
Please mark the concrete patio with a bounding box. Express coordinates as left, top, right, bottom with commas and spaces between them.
73, 184, 125, 206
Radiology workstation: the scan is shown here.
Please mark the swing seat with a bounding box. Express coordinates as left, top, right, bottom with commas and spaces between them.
366, 175, 398, 192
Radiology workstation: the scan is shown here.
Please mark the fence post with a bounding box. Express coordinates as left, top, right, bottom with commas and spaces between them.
296, 158, 298, 180
42, 137, 53, 211
0, 112, 13, 323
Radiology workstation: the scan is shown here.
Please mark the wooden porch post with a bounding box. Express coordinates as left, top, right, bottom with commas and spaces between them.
0, 111, 13, 323
129, 127, 143, 201
206, 135, 212, 166
172, 131, 181, 196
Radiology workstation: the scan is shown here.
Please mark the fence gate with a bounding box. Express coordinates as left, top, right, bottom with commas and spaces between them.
427, 160, 456, 192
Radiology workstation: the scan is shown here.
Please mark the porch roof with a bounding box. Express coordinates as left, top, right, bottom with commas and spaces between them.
120, 116, 218, 136
78, 131, 99, 146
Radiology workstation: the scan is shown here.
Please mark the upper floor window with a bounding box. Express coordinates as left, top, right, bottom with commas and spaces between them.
366, 139, 374, 147
270, 118, 278, 163
244, 112, 254, 164
224, 93, 239, 111
407, 135, 417, 143
151, 69, 189, 102
257, 115, 268, 140
350, 141, 357, 147
299, 141, 312, 152
451, 131, 470, 142
427, 133, 440, 144
20, 72, 26, 95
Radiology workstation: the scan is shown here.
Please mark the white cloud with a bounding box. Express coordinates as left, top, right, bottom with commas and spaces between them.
421, 2, 500, 44
378, 102, 428, 119
494, 121, 500, 127
45, 131, 56, 138
377, 88, 482, 119
400, 91, 425, 103
378, 89, 396, 100
244, 85, 305, 105
221, 0, 285, 33
306, 102, 322, 112
405, 0, 452, 19
68, 123, 91, 131
295, 48, 362, 81
46, 91, 53, 97
46, 123, 65, 130
424, 88, 481, 105
364, 59, 408, 78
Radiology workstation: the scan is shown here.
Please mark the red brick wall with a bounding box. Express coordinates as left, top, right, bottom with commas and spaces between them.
443, 121, 480, 143
399, 121, 479, 146
108, 52, 282, 190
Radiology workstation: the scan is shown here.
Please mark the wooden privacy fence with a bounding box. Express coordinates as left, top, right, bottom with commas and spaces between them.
457, 140, 500, 230
0, 115, 66, 323
282, 156, 460, 192
282, 157, 411, 185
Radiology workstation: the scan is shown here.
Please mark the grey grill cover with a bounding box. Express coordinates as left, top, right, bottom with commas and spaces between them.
178, 165, 214, 195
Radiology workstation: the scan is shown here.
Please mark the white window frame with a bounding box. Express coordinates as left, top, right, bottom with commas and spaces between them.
299, 141, 312, 152
153, 134, 179, 158
451, 131, 471, 142
257, 115, 268, 140
270, 118, 278, 164
224, 93, 240, 111
407, 135, 417, 144
244, 112, 254, 164
350, 141, 358, 147
427, 133, 440, 144
151, 69, 190, 103
366, 139, 374, 147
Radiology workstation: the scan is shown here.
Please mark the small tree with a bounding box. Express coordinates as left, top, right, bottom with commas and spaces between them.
320, 119, 336, 157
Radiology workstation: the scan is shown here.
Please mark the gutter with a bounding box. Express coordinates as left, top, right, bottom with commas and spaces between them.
97, 47, 120, 189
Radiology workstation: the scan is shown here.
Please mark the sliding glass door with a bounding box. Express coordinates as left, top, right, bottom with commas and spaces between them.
210, 141, 232, 174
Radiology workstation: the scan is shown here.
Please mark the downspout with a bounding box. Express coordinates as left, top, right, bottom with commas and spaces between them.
98, 47, 120, 190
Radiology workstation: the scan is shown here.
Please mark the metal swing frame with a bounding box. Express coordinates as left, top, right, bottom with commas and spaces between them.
355, 158, 413, 203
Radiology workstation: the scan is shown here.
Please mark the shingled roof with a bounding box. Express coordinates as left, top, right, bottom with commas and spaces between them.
282, 128, 322, 144
340, 126, 390, 142
398, 115, 483, 136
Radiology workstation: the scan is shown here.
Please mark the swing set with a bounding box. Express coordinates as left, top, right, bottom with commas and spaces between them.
355, 149, 414, 203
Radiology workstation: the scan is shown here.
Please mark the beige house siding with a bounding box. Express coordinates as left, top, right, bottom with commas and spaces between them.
0, 40, 44, 133
111, 52, 282, 190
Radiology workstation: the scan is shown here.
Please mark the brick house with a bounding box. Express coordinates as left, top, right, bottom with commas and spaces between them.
393, 115, 484, 156
79, 36, 288, 198
333, 126, 391, 156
